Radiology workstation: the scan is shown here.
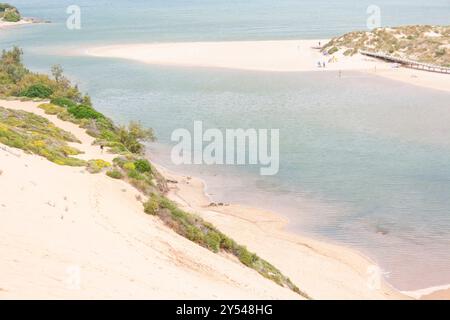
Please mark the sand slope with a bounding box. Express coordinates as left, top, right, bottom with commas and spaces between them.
0, 99, 299, 299
0, 99, 408, 299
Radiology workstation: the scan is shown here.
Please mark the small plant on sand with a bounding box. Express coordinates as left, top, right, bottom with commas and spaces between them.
106, 169, 123, 179
86, 159, 111, 173
38, 103, 65, 115
143, 193, 160, 215
50, 97, 77, 109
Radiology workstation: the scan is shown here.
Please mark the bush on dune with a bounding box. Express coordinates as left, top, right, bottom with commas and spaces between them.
67, 104, 104, 120
1, 4, 21, 22
106, 169, 123, 179
20, 83, 53, 98
117, 121, 155, 154
50, 97, 77, 109
86, 159, 111, 173
134, 158, 152, 173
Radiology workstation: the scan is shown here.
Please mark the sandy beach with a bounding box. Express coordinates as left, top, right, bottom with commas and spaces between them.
85, 40, 450, 93
0, 98, 411, 299
155, 164, 408, 300
0, 18, 36, 29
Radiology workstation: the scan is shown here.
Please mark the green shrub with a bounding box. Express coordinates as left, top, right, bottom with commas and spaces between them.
123, 161, 136, 171
328, 47, 339, 55
106, 169, 123, 179
236, 246, 256, 267
205, 231, 222, 253
50, 97, 77, 109
68, 104, 104, 120
118, 122, 155, 154
143, 194, 160, 215
127, 169, 143, 180
21, 83, 53, 98
3, 8, 20, 22
134, 158, 152, 173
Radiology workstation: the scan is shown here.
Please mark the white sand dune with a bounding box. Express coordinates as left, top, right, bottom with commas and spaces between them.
0, 99, 407, 299
85, 40, 450, 93
0, 100, 300, 299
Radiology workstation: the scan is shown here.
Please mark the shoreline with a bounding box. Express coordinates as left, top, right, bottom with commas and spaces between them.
0, 18, 42, 29
150, 160, 408, 299
83, 39, 450, 93
0, 97, 408, 299
148, 148, 450, 300
1, 95, 448, 298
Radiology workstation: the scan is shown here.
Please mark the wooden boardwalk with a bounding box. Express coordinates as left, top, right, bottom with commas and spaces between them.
360, 50, 450, 74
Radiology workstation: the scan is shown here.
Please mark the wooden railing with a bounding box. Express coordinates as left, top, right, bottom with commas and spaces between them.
360, 50, 450, 74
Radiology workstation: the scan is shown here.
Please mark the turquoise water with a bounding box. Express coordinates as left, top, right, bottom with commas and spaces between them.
2, 0, 450, 290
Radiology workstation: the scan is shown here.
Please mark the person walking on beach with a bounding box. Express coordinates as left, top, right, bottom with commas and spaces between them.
322, 61, 326, 68
100, 144, 104, 154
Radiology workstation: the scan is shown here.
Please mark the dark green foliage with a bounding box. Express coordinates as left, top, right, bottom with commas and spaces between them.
134, 158, 152, 173
118, 122, 155, 154
21, 83, 53, 98
67, 104, 104, 120
50, 97, 77, 109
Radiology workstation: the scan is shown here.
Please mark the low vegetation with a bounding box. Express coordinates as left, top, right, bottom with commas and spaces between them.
323, 25, 450, 67
0, 46, 308, 297
0, 106, 85, 166
0, 3, 21, 22
86, 159, 111, 173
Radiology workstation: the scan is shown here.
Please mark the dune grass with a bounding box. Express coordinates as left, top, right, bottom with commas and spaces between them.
323, 25, 450, 67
